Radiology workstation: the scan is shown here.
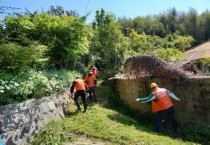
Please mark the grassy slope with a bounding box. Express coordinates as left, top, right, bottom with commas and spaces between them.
32, 81, 200, 145
63, 103, 197, 145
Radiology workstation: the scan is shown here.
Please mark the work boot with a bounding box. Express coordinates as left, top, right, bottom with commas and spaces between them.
93, 94, 97, 102
76, 108, 81, 112
89, 96, 92, 100
94, 96, 98, 102
83, 104, 87, 113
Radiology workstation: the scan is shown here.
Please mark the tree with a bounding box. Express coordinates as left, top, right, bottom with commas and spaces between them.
92, 8, 113, 29
3, 12, 91, 69
127, 29, 147, 54
47, 5, 65, 17
156, 48, 184, 61
0, 20, 3, 41
0, 6, 21, 15
117, 16, 134, 36
31, 13, 90, 69
0, 44, 47, 71
185, 8, 197, 40
203, 12, 210, 41
47, 5, 79, 17
196, 18, 206, 43
126, 30, 193, 60
91, 9, 128, 76
164, 34, 194, 51
3, 15, 34, 45
167, 8, 178, 33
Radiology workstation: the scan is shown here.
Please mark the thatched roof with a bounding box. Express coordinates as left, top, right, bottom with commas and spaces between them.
185, 40, 210, 60
124, 55, 189, 80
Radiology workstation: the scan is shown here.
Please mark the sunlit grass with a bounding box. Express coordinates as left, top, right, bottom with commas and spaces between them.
33, 80, 200, 145
62, 102, 197, 145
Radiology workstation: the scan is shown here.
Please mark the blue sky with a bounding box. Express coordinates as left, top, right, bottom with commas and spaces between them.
0, 0, 210, 23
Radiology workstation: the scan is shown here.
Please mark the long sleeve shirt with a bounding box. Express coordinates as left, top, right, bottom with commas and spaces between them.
139, 90, 179, 103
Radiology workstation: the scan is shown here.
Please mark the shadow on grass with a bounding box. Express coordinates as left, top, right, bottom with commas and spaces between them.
66, 95, 99, 116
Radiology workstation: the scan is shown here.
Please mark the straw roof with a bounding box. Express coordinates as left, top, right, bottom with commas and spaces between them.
124, 55, 189, 80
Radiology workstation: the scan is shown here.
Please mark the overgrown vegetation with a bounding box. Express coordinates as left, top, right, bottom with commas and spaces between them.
32, 120, 75, 145
1, 5, 210, 144
32, 81, 210, 145
0, 43, 47, 71
0, 7, 198, 106
0, 70, 80, 105
1, 6, 207, 79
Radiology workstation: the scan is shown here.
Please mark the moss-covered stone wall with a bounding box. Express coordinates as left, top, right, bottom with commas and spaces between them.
114, 77, 210, 126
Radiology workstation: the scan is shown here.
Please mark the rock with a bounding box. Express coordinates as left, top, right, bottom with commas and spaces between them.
0, 92, 69, 145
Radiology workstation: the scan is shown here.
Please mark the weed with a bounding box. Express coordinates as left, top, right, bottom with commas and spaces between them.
32, 120, 74, 145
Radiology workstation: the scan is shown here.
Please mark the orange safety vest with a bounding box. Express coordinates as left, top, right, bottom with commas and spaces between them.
91, 69, 99, 76
74, 79, 87, 91
152, 88, 173, 112
85, 75, 96, 87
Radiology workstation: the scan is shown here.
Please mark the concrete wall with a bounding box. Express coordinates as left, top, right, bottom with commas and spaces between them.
114, 77, 210, 126
0, 92, 69, 145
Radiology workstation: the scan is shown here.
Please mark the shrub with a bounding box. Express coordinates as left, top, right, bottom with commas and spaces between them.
0, 70, 80, 105
0, 43, 47, 72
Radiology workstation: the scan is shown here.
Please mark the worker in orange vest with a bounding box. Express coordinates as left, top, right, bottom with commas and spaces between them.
85, 71, 97, 102
91, 65, 99, 78
136, 83, 180, 133
70, 76, 88, 112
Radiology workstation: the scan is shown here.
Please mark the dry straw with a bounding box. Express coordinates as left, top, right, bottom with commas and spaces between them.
124, 55, 189, 81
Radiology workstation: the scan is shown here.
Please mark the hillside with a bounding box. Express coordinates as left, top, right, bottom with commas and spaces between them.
32, 81, 203, 145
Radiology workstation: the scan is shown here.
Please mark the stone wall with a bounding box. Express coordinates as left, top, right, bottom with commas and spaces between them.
0, 92, 69, 145
113, 77, 210, 126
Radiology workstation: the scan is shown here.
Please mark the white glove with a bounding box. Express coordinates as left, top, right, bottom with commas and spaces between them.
136, 98, 140, 101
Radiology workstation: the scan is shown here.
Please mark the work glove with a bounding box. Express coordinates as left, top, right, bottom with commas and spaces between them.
69, 93, 73, 99
136, 98, 140, 101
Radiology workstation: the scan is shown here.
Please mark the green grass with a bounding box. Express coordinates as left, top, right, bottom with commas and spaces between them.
63, 104, 197, 145
32, 80, 207, 145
